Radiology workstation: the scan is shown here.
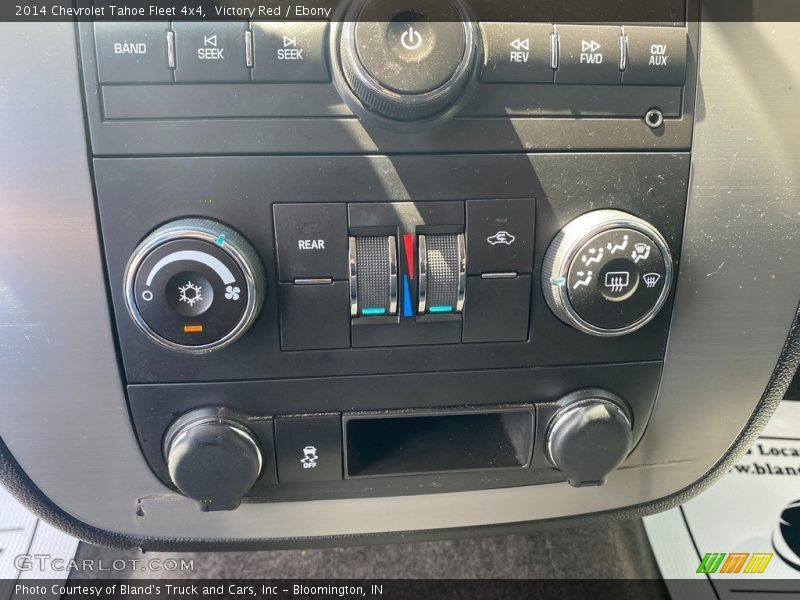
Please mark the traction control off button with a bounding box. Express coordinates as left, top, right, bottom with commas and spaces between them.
275, 414, 343, 483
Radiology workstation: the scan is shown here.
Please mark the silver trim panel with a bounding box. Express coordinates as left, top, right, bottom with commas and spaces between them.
455, 233, 467, 313
348, 236, 358, 317
387, 235, 398, 316
417, 234, 428, 315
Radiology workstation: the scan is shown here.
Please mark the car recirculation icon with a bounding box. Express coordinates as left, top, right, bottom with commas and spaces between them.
487, 231, 516, 245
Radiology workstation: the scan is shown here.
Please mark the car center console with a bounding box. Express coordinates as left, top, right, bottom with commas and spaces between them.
4, 0, 800, 548
78, 1, 695, 512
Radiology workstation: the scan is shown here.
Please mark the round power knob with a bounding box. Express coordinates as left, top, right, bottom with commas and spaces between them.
542, 210, 673, 336
124, 218, 265, 353
164, 408, 262, 511
546, 390, 633, 487
335, 0, 480, 126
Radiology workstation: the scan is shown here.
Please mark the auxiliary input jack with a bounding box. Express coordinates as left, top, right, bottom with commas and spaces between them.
644, 108, 664, 129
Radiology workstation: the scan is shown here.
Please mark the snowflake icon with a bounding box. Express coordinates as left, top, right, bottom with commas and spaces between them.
178, 281, 203, 306
225, 285, 241, 301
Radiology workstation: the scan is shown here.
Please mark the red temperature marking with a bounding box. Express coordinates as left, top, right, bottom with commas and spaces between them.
403, 233, 415, 279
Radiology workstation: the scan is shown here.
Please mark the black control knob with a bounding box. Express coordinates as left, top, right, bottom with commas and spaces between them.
124, 218, 265, 353
335, 0, 480, 126
164, 408, 262, 511
542, 210, 673, 336
546, 390, 633, 487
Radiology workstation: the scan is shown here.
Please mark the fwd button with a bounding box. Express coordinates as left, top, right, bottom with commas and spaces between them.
555, 25, 623, 85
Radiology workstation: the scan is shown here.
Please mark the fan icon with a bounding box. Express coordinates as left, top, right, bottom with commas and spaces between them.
225, 285, 241, 301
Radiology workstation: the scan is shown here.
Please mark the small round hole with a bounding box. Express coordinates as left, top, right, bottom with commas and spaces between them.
645, 109, 664, 129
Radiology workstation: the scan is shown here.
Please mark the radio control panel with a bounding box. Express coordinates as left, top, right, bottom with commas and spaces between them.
77, 2, 697, 155
92, 20, 686, 88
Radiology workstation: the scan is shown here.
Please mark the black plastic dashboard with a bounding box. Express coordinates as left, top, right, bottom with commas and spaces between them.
1, 0, 799, 549
84, 6, 695, 510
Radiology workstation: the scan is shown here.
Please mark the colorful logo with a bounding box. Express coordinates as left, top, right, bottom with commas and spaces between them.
696, 552, 773, 574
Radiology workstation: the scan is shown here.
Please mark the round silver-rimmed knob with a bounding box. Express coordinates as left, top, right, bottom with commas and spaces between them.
123, 218, 265, 353
542, 210, 673, 336
164, 408, 263, 511
334, 0, 480, 127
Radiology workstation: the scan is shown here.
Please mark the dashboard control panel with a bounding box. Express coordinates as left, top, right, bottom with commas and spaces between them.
78, 2, 697, 511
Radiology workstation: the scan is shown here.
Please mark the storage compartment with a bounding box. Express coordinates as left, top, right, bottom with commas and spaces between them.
344, 408, 534, 478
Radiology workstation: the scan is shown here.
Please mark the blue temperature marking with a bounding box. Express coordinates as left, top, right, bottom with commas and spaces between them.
402, 275, 413, 318
362, 307, 386, 316
215, 234, 226, 246
429, 305, 453, 313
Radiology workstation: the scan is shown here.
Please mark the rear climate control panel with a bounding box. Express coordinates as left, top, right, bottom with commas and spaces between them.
82, 1, 696, 512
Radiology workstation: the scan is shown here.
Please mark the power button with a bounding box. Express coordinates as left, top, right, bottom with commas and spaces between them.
337, 0, 479, 123
354, 1, 467, 95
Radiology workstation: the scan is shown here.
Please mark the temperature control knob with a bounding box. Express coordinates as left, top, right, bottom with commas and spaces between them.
124, 218, 265, 353
164, 408, 263, 511
542, 210, 673, 336
335, 0, 480, 126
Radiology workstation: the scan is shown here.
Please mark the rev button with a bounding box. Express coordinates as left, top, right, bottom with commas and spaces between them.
273, 203, 349, 281
480, 23, 554, 83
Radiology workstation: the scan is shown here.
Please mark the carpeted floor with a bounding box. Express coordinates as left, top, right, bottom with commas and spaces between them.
71, 518, 664, 582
